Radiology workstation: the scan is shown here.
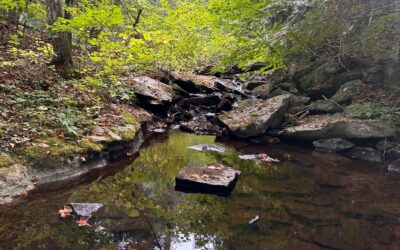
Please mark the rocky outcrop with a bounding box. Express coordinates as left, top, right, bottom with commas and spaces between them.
129, 76, 176, 104
171, 72, 241, 94
283, 114, 397, 141
218, 94, 292, 138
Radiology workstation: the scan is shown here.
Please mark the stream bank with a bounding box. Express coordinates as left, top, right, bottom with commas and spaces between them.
1, 66, 400, 204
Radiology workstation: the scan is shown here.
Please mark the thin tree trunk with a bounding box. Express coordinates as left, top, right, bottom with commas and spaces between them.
47, 0, 73, 67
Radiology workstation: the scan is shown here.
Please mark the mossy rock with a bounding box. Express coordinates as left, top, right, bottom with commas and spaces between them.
0, 154, 16, 168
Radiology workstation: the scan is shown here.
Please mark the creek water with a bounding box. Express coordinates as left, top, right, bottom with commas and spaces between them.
1, 131, 400, 249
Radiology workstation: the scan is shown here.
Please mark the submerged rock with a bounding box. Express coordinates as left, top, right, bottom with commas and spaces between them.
188, 144, 225, 153
218, 94, 292, 138
175, 163, 241, 196
313, 138, 354, 153
284, 114, 397, 141
343, 147, 382, 163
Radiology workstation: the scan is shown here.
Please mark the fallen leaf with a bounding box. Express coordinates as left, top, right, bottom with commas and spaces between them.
37, 143, 50, 148
76, 217, 90, 227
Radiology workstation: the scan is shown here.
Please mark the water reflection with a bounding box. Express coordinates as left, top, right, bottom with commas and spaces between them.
1, 131, 400, 249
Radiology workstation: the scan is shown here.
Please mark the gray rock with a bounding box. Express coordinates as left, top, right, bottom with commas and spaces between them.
243, 81, 268, 90
309, 100, 341, 114
171, 72, 240, 93
218, 94, 292, 138
313, 138, 354, 153
180, 116, 223, 136
175, 163, 241, 196
388, 159, 400, 173
343, 147, 382, 163
252, 83, 273, 99
283, 114, 397, 141
331, 80, 363, 105
276, 82, 299, 94
130, 76, 175, 104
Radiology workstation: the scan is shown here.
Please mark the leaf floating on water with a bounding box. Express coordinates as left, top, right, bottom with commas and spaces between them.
76, 217, 90, 227
58, 205, 73, 217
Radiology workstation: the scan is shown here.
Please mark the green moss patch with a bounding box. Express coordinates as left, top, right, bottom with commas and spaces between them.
0, 154, 16, 168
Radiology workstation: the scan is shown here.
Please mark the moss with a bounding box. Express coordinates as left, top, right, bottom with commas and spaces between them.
122, 111, 139, 126
22, 137, 85, 161
79, 139, 104, 152
0, 154, 16, 168
115, 125, 138, 142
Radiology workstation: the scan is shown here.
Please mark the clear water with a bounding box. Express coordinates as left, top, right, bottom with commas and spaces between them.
1, 131, 399, 249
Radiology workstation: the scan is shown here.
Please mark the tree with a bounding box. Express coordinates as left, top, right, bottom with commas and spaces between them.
46, 0, 73, 67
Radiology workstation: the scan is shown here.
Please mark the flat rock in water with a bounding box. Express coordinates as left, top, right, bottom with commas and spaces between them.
313, 138, 354, 153
188, 144, 225, 153
283, 114, 397, 141
217, 94, 292, 138
70, 203, 103, 218
175, 163, 241, 196
388, 159, 400, 173
129, 76, 175, 104
343, 147, 382, 163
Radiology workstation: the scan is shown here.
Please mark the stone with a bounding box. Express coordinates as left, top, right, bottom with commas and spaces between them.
309, 100, 341, 114
276, 82, 299, 94
218, 94, 292, 138
313, 138, 354, 153
388, 159, 400, 173
171, 72, 240, 93
343, 147, 382, 163
283, 114, 397, 141
217, 96, 233, 111
331, 80, 363, 105
243, 81, 268, 90
180, 116, 223, 136
252, 83, 273, 99
175, 163, 241, 196
129, 76, 175, 104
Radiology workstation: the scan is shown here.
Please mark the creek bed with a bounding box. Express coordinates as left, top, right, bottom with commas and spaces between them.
0, 131, 399, 249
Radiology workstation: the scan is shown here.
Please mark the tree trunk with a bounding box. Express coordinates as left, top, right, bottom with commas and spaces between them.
46, 0, 73, 67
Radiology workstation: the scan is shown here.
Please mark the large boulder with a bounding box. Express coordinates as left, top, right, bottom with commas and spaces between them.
331, 80, 363, 105
283, 114, 397, 141
129, 76, 175, 104
217, 94, 292, 138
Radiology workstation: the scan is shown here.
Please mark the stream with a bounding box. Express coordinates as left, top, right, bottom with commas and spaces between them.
1, 130, 400, 249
